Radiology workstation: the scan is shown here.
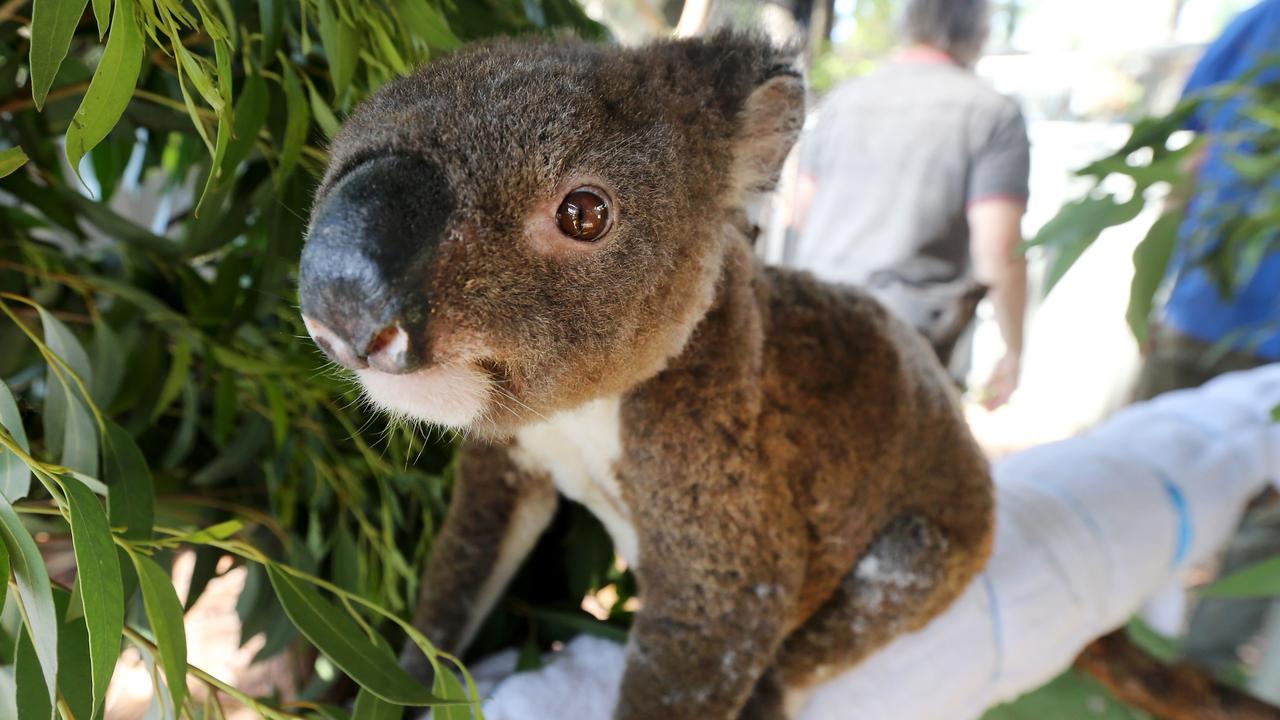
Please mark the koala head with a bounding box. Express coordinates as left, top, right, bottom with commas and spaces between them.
299, 32, 803, 437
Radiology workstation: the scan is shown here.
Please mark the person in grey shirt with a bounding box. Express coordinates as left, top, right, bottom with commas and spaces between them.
788, 0, 1030, 410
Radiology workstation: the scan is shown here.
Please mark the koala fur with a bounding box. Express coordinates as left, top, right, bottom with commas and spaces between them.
298, 32, 994, 719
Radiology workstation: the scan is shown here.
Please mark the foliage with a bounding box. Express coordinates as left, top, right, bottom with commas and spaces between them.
0, 1, 619, 718
1027, 57, 1280, 348
807, 0, 895, 94
1017, 47, 1280, 717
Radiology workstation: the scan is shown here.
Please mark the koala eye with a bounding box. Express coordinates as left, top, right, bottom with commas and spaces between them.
556, 189, 611, 242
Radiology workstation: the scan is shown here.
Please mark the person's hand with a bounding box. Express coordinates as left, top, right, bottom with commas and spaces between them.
979, 352, 1021, 411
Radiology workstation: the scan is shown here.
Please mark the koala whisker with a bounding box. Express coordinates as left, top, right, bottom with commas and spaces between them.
488, 381, 548, 423
484, 392, 524, 426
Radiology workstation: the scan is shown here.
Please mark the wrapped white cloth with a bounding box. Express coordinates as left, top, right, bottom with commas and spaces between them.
449, 365, 1280, 720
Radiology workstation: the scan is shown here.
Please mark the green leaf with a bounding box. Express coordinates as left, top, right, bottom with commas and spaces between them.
0, 380, 31, 500
195, 38, 236, 211
0, 146, 29, 178
368, 21, 408, 75
102, 420, 154, 539
160, 379, 199, 469
15, 623, 54, 720
222, 69, 269, 179
174, 44, 224, 113
1125, 213, 1180, 346
263, 379, 288, 446
129, 551, 189, 713
353, 688, 404, 720
400, 2, 461, 50
89, 318, 125, 408
151, 337, 192, 422
0, 541, 8, 619
39, 307, 99, 476
211, 344, 287, 373
28, 0, 92, 109
1271, 404, 1280, 422
58, 475, 124, 719
65, 0, 146, 185
317, 1, 359, 101
265, 563, 440, 705
432, 666, 474, 720
1203, 556, 1280, 598
90, 0, 109, 38
0, 495, 58, 711
57, 612, 95, 720
276, 59, 310, 185
1033, 195, 1145, 297
307, 78, 342, 141
259, 0, 285, 65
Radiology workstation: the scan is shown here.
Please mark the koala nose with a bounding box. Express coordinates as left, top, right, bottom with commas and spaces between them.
299, 155, 454, 373
303, 316, 414, 373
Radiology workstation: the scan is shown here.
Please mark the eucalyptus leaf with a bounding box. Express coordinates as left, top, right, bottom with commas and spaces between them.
0, 146, 29, 178
160, 379, 199, 469
307, 78, 342, 141
0, 380, 31, 500
432, 666, 475, 720
129, 551, 189, 713
1034, 195, 1145, 297
276, 59, 310, 185
195, 39, 236, 211
265, 563, 441, 705
90, 318, 125, 409
58, 475, 124, 719
400, 2, 461, 50
259, 0, 285, 64
317, 1, 359, 101
0, 495, 58, 711
29, 0, 92, 109
102, 420, 156, 538
39, 305, 99, 477
152, 337, 193, 422
65, 0, 146, 185
174, 44, 225, 113
57, 608, 95, 720
354, 687, 405, 720
15, 624, 54, 720
0, 541, 8, 619
222, 69, 270, 179
1125, 213, 1180, 346
90, 0, 110, 38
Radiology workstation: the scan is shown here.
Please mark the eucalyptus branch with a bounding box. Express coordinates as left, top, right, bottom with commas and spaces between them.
0, 0, 28, 24
0, 427, 71, 507
0, 80, 89, 114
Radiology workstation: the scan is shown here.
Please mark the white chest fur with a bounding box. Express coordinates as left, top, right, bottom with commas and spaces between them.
512, 396, 640, 567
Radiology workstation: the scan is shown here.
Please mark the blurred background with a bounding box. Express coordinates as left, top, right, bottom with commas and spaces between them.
1, 1, 1277, 719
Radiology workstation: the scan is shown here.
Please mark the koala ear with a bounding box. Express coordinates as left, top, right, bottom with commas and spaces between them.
729, 69, 805, 198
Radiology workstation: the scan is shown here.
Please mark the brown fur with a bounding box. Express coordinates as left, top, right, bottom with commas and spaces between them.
303, 32, 993, 719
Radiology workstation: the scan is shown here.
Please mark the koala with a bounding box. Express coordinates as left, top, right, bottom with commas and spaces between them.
298, 32, 994, 720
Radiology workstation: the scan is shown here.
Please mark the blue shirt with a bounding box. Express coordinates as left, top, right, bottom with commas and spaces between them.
1162, 0, 1280, 359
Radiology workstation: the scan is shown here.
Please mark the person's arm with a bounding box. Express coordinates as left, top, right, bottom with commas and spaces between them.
787, 170, 817, 232
969, 198, 1027, 410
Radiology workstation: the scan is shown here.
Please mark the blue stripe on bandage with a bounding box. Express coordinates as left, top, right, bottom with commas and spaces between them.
1159, 477, 1192, 567
982, 573, 1003, 681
